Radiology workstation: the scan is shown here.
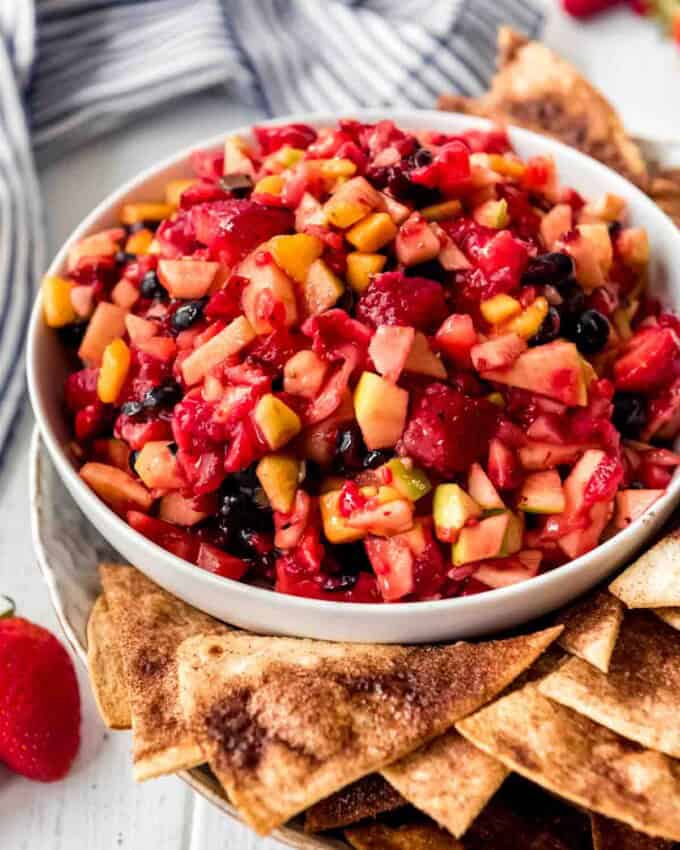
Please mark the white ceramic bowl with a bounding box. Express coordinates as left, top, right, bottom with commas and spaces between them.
27, 110, 680, 643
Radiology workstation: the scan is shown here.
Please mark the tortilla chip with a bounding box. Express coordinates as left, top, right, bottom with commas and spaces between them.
539, 611, 680, 757
305, 774, 405, 832
99, 563, 226, 781
345, 822, 463, 850
654, 608, 680, 631
86, 594, 132, 730
591, 814, 678, 850
381, 732, 508, 838
457, 684, 680, 841
177, 626, 561, 834
610, 530, 680, 609
555, 591, 624, 673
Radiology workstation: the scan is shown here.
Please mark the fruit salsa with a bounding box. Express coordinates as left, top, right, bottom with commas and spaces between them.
44, 118, 680, 603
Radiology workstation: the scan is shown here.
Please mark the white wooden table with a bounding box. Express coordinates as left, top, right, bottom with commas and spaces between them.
1, 6, 679, 849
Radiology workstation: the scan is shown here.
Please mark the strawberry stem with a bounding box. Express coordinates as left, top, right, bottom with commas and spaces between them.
0, 595, 15, 619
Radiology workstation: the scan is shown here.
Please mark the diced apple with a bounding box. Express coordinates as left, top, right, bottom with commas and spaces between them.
159, 492, 212, 526
223, 135, 256, 178
369, 325, 415, 384
302, 259, 344, 315
473, 553, 541, 589
157, 259, 220, 299
78, 302, 128, 367
354, 372, 409, 450
283, 350, 328, 399
435, 314, 477, 366
256, 453, 300, 513
80, 462, 153, 513
254, 394, 302, 450
134, 441, 185, 490
323, 176, 382, 228
433, 484, 481, 542
468, 462, 505, 512
616, 227, 649, 268
540, 204, 572, 249
239, 251, 298, 333
111, 278, 140, 310
452, 512, 510, 565
320, 491, 365, 544
403, 332, 447, 379
480, 294, 522, 325
395, 214, 440, 266
559, 499, 613, 559
385, 458, 432, 501
268, 233, 324, 283
558, 231, 605, 289
471, 334, 527, 372
473, 198, 509, 229
125, 314, 157, 343
434, 225, 472, 271
518, 471, 565, 514
346, 212, 397, 252
346, 252, 387, 292
67, 229, 124, 271
563, 449, 607, 517
135, 336, 176, 361
579, 193, 626, 224
364, 535, 414, 602
614, 489, 663, 529
500, 297, 549, 340
379, 192, 411, 225
519, 441, 594, 470
577, 223, 613, 275
346, 498, 414, 537
181, 315, 255, 386
295, 192, 326, 231
480, 340, 587, 407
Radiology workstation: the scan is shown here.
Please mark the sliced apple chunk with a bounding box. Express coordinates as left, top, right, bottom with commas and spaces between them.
467, 462, 504, 512
256, 453, 300, 513
518, 471, 565, 514
433, 484, 481, 543
181, 315, 255, 386
254, 394, 302, 451
354, 372, 408, 450
80, 462, 153, 513
452, 512, 510, 565
614, 489, 663, 529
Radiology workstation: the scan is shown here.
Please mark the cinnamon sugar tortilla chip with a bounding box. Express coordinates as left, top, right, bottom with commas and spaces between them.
87, 594, 132, 730
305, 775, 405, 833
346, 822, 463, 850
591, 815, 678, 850
539, 611, 680, 757
555, 591, 624, 673
381, 732, 508, 838
99, 564, 226, 781
655, 608, 680, 631
457, 684, 680, 841
177, 627, 561, 834
610, 530, 680, 609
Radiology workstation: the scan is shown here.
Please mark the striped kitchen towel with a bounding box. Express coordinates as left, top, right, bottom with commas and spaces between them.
0, 0, 543, 463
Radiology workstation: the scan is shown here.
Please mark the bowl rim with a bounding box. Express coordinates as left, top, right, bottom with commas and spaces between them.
27, 108, 680, 619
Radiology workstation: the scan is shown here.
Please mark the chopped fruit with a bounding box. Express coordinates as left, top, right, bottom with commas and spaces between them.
395, 214, 440, 266
420, 199, 462, 221
67, 229, 123, 271
580, 193, 626, 224
302, 258, 344, 315
157, 259, 220, 298
127, 511, 199, 562
473, 198, 509, 229
471, 334, 527, 372
433, 484, 481, 542
436, 227, 472, 270
125, 314, 156, 343
540, 203, 572, 249
254, 174, 284, 196
97, 338, 131, 404
320, 490, 365, 544
500, 297, 550, 340
181, 316, 256, 385
324, 176, 382, 228
134, 441, 185, 489
385, 458, 432, 501
79, 462, 153, 513
124, 228, 154, 255
196, 544, 248, 580
473, 552, 541, 589
369, 325, 415, 383
614, 489, 663, 528
562, 449, 608, 518
519, 441, 593, 470
346, 252, 387, 292
558, 230, 605, 289
613, 327, 679, 393
452, 512, 510, 565
518, 471, 565, 514
346, 212, 398, 252
403, 332, 447, 379
435, 314, 478, 366
159, 492, 212, 526
256, 454, 300, 513
111, 279, 140, 310
165, 178, 198, 207
480, 340, 587, 406
78, 302, 128, 367
577, 223, 613, 274
616, 227, 649, 267
239, 251, 298, 334
354, 372, 409, 450
223, 135, 256, 178
356, 271, 447, 332
346, 496, 414, 536
120, 203, 173, 225
274, 490, 311, 549
559, 499, 613, 559
43, 276, 76, 328
283, 350, 328, 399
468, 462, 505, 512
480, 294, 522, 325
268, 233, 324, 283
487, 438, 521, 491
254, 394, 302, 450
364, 535, 414, 601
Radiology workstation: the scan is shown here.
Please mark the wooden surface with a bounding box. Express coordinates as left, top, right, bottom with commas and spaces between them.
1, 4, 679, 848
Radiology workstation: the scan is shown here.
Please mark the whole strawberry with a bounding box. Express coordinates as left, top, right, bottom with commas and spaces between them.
0, 615, 80, 781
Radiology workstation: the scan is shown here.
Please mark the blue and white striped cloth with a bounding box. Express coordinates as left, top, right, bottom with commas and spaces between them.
0, 0, 543, 464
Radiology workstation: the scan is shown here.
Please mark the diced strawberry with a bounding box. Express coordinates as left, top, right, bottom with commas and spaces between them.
434, 314, 478, 367
487, 438, 522, 490
614, 327, 679, 393
253, 123, 317, 154
190, 147, 224, 181
179, 180, 229, 210
176, 448, 226, 495
302, 308, 372, 365
155, 210, 198, 258
476, 230, 529, 295
196, 543, 248, 580
356, 272, 448, 333
410, 141, 471, 196
64, 368, 99, 411
127, 511, 199, 562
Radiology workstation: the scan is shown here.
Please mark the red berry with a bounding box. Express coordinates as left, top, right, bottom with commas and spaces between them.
356, 272, 448, 333
0, 618, 80, 781
127, 511, 200, 562
253, 123, 317, 155
190, 147, 224, 181
562, 0, 622, 18
613, 327, 679, 393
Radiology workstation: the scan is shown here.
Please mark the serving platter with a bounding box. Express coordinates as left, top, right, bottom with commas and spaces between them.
29, 429, 347, 850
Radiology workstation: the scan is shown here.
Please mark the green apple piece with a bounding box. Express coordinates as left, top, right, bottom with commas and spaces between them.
517, 470, 566, 514
386, 458, 432, 501
501, 511, 524, 556
254, 394, 302, 450
256, 453, 300, 513
452, 512, 510, 566
354, 372, 409, 450
563, 449, 606, 516
433, 484, 481, 542
303, 258, 344, 316
467, 462, 505, 513
614, 489, 663, 529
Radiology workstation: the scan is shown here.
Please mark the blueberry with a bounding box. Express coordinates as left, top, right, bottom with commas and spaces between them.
529, 307, 561, 346
140, 270, 165, 300
363, 450, 391, 469
115, 250, 136, 265
557, 280, 586, 318
333, 425, 365, 474
142, 380, 182, 410
612, 392, 647, 437
57, 322, 87, 349
411, 147, 433, 168
128, 450, 139, 473
121, 400, 144, 417
522, 252, 573, 285
171, 298, 207, 332
220, 173, 254, 196
127, 220, 157, 234
571, 309, 609, 354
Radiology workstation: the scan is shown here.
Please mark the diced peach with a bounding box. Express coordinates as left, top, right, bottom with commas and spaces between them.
181, 315, 256, 385
134, 441, 185, 490
120, 203, 173, 225
159, 492, 212, 526
577, 223, 613, 275
70, 285, 96, 318
80, 462, 153, 512
135, 336, 177, 361
124, 228, 154, 255
268, 234, 324, 283
78, 302, 128, 367
111, 278, 140, 310
540, 204, 572, 249
617, 227, 649, 268
239, 252, 298, 334
157, 259, 220, 299
67, 229, 125, 271
125, 314, 157, 343
395, 214, 440, 266
283, 350, 328, 399
97, 338, 131, 404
